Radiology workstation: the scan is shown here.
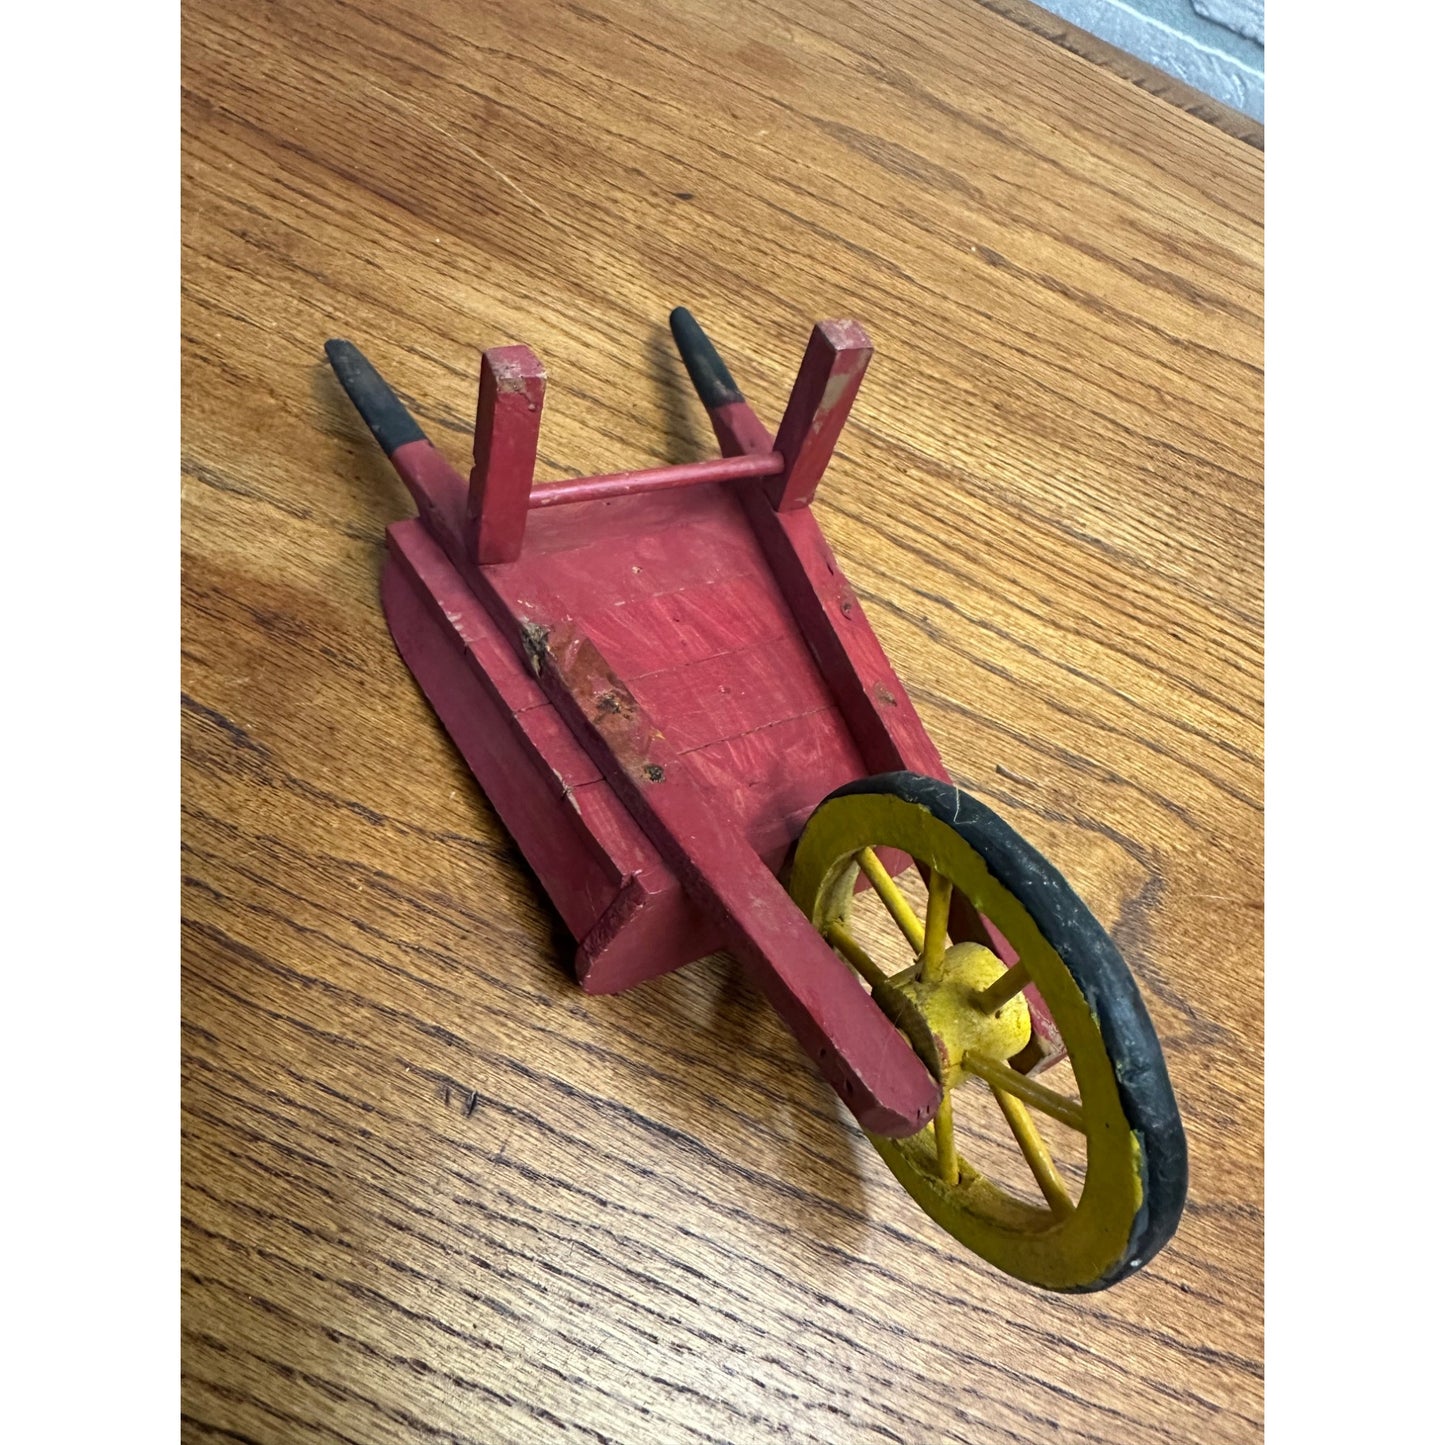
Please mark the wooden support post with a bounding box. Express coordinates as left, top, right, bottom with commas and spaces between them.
467, 344, 546, 565
768, 319, 873, 511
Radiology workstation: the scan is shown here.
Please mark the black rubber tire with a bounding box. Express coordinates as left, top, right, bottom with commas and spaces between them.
823, 770, 1188, 1289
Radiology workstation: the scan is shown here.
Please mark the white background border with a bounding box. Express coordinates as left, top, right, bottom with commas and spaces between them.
9, 2, 1443, 1439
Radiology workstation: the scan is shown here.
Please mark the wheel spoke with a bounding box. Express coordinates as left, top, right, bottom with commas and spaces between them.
855, 847, 925, 954
956, 1051, 1087, 1132
934, 1088, 960, 1186
920, 869, 952, 983
972, 962, 1031, 1015
823, 921, 890, 991
991, 1085, 1075, 1217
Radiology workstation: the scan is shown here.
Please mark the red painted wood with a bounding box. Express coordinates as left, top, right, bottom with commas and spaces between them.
387, 516, 548, 717
386, 339, 938, 794
572, 573, 793, 678
529, 451, 781, 508
742, 491, 944, 776
380, 553, 624, 940
387, 500, 1034, 1084
366, 317, 1007, 1129
689, 338, 1063, 1061
391, 438, 470, 560
467, 345, 546, 564
472, 466, 890, 853
626, 631, 833, 755
707, 398, 775, 457
387, 518, 667, 904
516, 475, 741, 557
768, 320, 873, 511
699, 395, 947, 779
386, 515, 729, 994
575, 866, 723, 996
485, 491, 779, 634
386, 353, 938, 935
520, 620, 939, 1137
679, 706, 865, 861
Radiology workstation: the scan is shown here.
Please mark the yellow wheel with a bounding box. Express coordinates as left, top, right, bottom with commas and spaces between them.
789, 772, 1187, 1291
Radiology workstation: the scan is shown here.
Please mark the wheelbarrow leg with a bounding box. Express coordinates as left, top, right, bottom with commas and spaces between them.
467, 345, 547, 565
668, 307, 872, 509
768, 319, 873, 510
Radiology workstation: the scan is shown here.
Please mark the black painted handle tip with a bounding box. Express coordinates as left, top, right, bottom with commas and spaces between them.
324, 338, 427, 457
668, 307, 745, 410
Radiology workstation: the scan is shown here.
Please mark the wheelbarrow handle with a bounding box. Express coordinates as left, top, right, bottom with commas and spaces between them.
669, 307, 746, 410
325, 339, 427, 456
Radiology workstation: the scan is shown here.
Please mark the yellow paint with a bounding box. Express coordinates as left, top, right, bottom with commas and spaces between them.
953, 1050, 1086, 1131
992, 1084, 1075, 1219
920, 869, 953, 982
972, 961, 1031, 1015
879, 942, 1031, 1081
933, 1086, 960, 1187
795, 791, 1145, 1291
855, 846, 925, 953
822, 920, 889, 991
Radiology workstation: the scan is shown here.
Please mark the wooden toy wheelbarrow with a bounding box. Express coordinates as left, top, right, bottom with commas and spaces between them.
325, 308, 1187, 1291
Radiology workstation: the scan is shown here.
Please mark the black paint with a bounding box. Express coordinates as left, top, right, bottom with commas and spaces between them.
325, 338, 427, 457
668, 307, 745, 409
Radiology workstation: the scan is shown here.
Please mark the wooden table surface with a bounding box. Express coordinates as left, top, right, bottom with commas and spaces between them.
182, 2, 1262, 1440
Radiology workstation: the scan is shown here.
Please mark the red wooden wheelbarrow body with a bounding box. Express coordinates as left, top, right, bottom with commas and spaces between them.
329, 312, 1056, 1140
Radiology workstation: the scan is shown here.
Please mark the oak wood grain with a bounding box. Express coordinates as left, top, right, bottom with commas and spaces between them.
182, 2, 1262, 1440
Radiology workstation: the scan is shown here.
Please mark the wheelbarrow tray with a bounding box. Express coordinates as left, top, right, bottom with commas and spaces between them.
382, 462, 944, 996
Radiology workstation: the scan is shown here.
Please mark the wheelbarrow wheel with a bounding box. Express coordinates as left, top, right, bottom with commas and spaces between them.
788, 771, 1187, 1290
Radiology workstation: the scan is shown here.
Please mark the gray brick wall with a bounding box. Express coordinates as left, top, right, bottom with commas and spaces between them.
1033, 0, 1263, 120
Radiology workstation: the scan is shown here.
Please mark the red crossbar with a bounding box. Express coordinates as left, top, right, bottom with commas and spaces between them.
528, 450, 783, 509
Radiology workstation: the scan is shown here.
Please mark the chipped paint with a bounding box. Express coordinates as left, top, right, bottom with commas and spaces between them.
519, 619, 550, 675
820, 370, 853, 413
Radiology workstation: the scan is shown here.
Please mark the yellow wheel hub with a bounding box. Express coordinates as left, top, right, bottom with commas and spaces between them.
877, 940, 1033, 1078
